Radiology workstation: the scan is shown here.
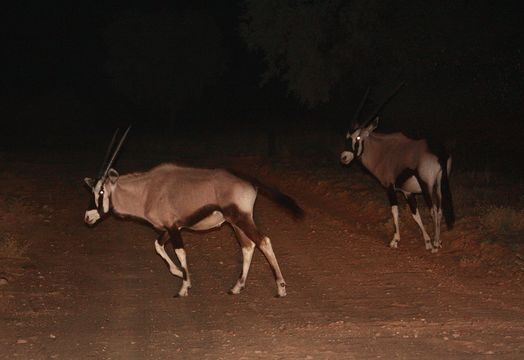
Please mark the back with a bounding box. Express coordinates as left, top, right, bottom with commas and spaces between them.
142, 164, 254, 219
362, 133, 432, 186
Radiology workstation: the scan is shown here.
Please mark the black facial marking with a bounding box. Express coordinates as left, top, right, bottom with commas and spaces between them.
97, 184, 105, 214
344, 136, 354, 153
344, 134, 364, 159
88, 194, 97, 212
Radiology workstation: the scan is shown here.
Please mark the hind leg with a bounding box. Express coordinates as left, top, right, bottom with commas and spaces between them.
227, 207, 287, 297
258, 236, 287, 297
417, 175, 440, 253
405, 193, 433, 251
432, 172, 443, 249
387, 186, 401, 248
229, 224, 256, 295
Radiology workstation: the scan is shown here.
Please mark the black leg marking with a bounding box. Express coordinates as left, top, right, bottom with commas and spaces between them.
168, 228, 188, 281
406, 194, 417, 215
222, 206, 265, 245
157, 231, 168, 246
169, 228, 184, 249
415, 175, 433, 209
386, 185, 398, 206
179, 204, 221, 228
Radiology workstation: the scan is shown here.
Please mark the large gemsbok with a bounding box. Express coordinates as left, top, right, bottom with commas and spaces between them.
340, 84, 454, 252
84, 128, 304, 297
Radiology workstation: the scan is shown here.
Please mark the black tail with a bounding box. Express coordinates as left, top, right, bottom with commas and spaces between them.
439, 156, 455, 229
227, 169, 305, 220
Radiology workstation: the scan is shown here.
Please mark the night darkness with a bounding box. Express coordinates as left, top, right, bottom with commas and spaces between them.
2, 1, 523, 154
2, 2, 524, 358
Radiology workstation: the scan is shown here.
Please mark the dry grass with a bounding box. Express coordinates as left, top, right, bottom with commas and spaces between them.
0, 232, 31, 259
479, 207, 524, 240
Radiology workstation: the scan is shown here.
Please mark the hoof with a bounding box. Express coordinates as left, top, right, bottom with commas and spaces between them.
228, 287, 243, 295
276, 282, 287, 297
431, 247, 439, 254
175, 287, 190, 298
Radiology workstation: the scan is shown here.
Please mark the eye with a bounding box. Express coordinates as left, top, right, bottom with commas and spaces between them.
99, 190, 104, 195
356, 136, 361, 141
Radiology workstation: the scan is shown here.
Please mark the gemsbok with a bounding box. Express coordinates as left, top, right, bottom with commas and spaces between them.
84, 128, 304, 297
340, 84, 454, 252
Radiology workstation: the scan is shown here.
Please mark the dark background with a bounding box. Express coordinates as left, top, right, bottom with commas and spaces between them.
1, 1, 523, 171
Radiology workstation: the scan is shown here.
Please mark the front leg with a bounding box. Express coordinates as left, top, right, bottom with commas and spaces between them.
154, 232, 184, 278
170, 228, 192, 297
387, 186, 401, 248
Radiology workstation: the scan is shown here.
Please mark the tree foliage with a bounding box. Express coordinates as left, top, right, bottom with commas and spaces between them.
241, 0, 524, 108
241, 0, 387, 107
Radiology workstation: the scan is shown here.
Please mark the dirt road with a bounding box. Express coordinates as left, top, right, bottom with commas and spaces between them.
1, 156, 523, 359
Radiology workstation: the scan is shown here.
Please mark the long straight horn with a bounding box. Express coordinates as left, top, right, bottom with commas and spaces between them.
97, 128, 120, 178
351, 87, 370, 128
101, 125, 131, 180
362, 82, 405, 127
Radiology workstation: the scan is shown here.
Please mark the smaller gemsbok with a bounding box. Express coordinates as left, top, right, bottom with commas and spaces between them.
84, 128, 304, 297
340, 84, 454, 252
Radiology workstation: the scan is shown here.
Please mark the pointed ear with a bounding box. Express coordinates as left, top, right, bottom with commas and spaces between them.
84, 177, 95, 188
108, 168, 119, 184
367, 116, 379, 132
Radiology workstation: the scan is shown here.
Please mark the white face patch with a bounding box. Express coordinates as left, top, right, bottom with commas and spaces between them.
340, 150, 354, 165
84, 209, 100, 225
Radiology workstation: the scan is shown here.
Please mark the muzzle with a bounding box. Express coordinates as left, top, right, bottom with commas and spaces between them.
84, 185, 109, 225
340, 150, 355, 165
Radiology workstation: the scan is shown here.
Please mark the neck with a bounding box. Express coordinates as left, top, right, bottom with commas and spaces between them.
111, 173, 148, 219
359, 135, 382, 175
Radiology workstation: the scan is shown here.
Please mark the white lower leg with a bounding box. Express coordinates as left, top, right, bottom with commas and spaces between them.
389, 205, 401, 248
174, 248, 191, 296
230, 242, 255, 295
434, 207, 443, 248
430, 206, 441, 251
259, 237, 286, 297
154, 240, 184, 278
411, 209, 433, 250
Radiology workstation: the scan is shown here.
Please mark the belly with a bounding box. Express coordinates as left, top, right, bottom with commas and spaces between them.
396, 176, 422, 193
187, 211, 226, 231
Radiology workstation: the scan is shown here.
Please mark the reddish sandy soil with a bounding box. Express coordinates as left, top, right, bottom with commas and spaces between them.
1, 154, 523, 359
